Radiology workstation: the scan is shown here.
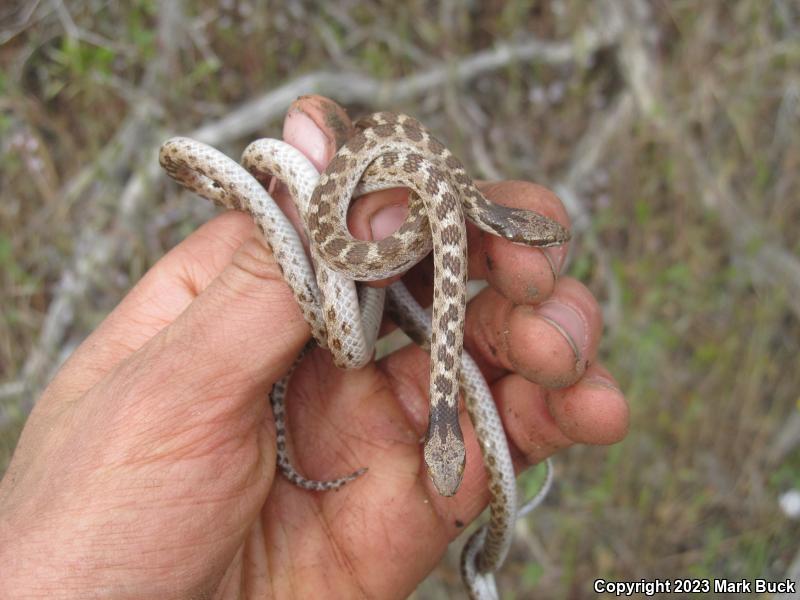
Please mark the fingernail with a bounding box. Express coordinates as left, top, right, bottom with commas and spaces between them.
536, 300, 586, 362
369, 204, 407, 240
283, 110, 331, 172
543, 244, 569, 277
583, 374, 622, 393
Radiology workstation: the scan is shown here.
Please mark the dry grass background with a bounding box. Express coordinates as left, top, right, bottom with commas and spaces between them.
1, 1, 799, 598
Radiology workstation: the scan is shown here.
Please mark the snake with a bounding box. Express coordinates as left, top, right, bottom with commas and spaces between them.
158, 111, 568, 598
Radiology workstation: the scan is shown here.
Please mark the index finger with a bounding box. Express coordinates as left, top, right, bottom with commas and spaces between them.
346, 179, 570, 310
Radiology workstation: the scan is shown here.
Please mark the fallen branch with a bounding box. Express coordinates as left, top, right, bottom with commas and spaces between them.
192, 27, 616, 144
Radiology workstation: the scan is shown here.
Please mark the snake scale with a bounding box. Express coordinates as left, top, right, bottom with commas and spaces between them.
159, 111, 568, 599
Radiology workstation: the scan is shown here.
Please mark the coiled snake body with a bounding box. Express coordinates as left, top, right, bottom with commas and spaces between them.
159, 112, 567, 599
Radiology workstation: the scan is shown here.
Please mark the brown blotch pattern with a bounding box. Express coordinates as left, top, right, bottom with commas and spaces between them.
345, 243, 369, 265
427, 136, 446, 155
402, 122, 423, 142
434, 374, 453, 396
440, 223, 462, 245
445, 155, 461, 170
403, 153, 424, 173
435, 190, 458, 221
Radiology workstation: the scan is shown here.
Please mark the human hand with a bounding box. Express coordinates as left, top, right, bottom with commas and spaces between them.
0, 95, 628, 599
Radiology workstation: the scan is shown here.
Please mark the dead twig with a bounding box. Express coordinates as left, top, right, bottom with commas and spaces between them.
192, 26, 617, 143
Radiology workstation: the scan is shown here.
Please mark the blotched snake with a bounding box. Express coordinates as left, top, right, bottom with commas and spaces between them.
159, 111, 567, 599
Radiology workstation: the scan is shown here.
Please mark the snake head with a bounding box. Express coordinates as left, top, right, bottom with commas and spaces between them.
489, 205, 571, 247
423, 424, 467, 497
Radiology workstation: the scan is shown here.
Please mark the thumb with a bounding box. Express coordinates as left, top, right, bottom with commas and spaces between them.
126, 229, 312, 409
